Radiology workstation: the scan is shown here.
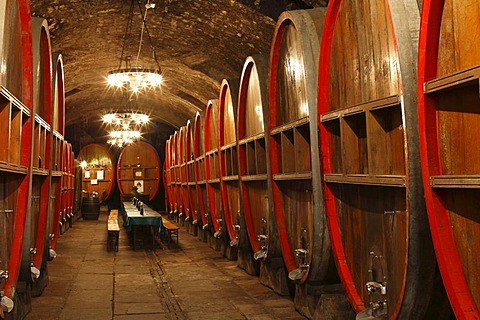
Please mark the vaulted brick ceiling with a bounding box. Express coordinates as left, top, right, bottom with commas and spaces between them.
29, 0, 326, 149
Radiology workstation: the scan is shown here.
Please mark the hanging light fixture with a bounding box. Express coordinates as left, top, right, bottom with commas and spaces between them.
102, 112, 149, 147
107, 0, 163, 93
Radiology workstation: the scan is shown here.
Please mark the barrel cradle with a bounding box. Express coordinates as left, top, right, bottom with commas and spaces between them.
318, 0, 449, 318
418, 0, 480, 318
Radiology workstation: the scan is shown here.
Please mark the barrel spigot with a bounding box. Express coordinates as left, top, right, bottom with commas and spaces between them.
30, 248, 37, 257
0, 271, 8, 281
49, 233, 55, 241
288, 248, 309, 281
214, 220, 222, 238
230, 224, 241, 247
254, 234, 268, 260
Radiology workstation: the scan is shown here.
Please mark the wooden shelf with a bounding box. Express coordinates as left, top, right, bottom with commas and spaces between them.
273, 172, 312, 181
32, 168, 49, 176
238, 132, 264, 145
197, 180, 207, 185
324, 173, 406, 187
220, 141, 236, 151
430, 175, 480, 188
221, 175, 239, 182
188, 182, 196, 186
321, 95, 400, 123
0, 162, 28, 175
205, 149, 218, 157
208, 178, 220, 184
424, 65, 480, 94
240, 174, 267, 182
270, 116, 309, 135
51, 170, 63, 177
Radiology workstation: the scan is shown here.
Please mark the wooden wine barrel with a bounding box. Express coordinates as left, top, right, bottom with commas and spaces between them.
77, 144, 114, 203
193, 110, 209, 231
47, 52, 65, 255
65, 142, 75, 227
237, 56, 269, 276
204, 99, 222, 234
30, 17, 53, 296
185, 120, 198, 226
318, 0, 446, 318
117, 142, 160, 202
0, 0, 34, 316
171, 131, 181, 218
164, 136, 174, 215
418, 0, 480, 318
218, 78, 241, 245
268, 8, 331, 288
178, 126, 190, 221
81, 197, 100, 220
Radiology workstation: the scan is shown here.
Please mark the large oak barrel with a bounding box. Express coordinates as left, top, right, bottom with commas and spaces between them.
0, 0, 34, 316
218, 78, 241, 247
178, 126, 190, 222
117, 142, 160, 202
77, 144, 114, 203
48, 53, 65, 253
165, 136, 174, 215
237, 56, 269, 277
193, 110, 209, 233
269, 9, 340, 316
268, 7, 334, 304
318, 0, 447, 318
185, 120, 198, 227
171, 131, 182, 218
30, 17, 53, 297
418, 0, 480, 318
205, 100, 222, 235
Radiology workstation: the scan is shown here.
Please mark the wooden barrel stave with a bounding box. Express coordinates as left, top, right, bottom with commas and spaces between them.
418, 0, 480, 317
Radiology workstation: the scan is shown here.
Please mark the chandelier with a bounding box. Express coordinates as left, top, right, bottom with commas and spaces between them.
107, 0, 162, 93
102, 113, 149, 147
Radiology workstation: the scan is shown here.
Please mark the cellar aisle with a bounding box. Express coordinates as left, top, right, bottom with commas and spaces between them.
25, 211, 304, 320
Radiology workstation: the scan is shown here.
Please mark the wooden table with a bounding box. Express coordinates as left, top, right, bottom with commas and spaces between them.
122, 202, 163, 250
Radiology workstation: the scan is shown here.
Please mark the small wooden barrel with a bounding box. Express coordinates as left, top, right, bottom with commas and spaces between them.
0, 0, 34, 312
81, 197, 100, 220
237, 56, 270, 264
319, 0, 445, 318
185, 120, 198, 224
205, 99, 222, 234
418, 0, 480, 318
117, 142, 160, 201
219, 79, 241, 244
268, 8, 330, 287
194, 110, 209, 228
77, 144, 114, 203
30, 17, 53, 296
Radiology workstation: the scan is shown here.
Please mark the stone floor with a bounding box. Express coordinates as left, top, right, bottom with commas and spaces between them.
25, 212, 305, 320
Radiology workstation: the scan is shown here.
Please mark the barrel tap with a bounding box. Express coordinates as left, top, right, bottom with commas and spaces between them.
254, 217, 268, 260
202, 213, 209, 230
214, 218, 222, 238
30, 248, 40, 280
48, 233, 57, 260
288, 228, 309, 281
230, 223, 241, 247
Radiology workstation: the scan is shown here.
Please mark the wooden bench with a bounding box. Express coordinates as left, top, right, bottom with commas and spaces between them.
161, 217, 179, 248
107, 211, 120, 252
